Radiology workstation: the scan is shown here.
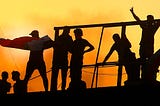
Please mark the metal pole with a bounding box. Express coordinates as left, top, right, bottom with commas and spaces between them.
91, 26, 105, 88
117, 25, 126, 86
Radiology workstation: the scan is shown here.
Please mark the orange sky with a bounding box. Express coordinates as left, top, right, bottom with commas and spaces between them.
1, 0, 160, 94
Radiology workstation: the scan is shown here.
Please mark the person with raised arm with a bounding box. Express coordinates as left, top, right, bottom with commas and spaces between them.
130, 7, 160, 82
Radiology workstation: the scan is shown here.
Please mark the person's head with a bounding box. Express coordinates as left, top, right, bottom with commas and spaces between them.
29, 30, 39, 38
147, 15, 154, 22
74, 28, 83, 38
1, 71, 8, 80
62, 26, 70, 35
112, 33, 120, 42
12, 71, 20, 81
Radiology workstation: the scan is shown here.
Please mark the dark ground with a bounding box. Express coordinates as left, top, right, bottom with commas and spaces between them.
1, 85, 160, 105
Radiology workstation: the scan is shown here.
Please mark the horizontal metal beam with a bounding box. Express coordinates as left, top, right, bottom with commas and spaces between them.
54, 19, 160, 30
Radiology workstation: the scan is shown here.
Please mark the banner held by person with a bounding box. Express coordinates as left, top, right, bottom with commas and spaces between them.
0, 35, 53, 51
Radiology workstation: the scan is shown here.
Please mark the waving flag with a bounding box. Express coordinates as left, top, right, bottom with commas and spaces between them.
0, 35, 53, 51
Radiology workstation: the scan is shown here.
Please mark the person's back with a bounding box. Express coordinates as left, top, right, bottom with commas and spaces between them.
24, 30, 48, 92
130, 7, 160, 59
51, 26, 73, 91
29, 50, 44, 63
139, 15, 159, 60
112, 33, 132, 64
102, 32, 140, 86
0, 71, 11, 95
27, 30, 44, 62
130, 7, 160, 81
12, 71, 27, 95
53, 32, 73, 65
116, 33, 140, 83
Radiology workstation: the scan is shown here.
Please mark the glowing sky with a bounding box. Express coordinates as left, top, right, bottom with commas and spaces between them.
0, 0, 160, 93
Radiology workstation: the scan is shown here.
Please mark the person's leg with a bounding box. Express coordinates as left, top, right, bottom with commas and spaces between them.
23, 61, 35, 92
61, 66, 68, 90
50, 65, 59, 92
38, 61, 48, 92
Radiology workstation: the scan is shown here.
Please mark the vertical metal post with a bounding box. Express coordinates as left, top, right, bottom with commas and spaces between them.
117, 25, 126, 86
91, 26, 105, 88
117, 65, 123, 86
54, 28, 59, 41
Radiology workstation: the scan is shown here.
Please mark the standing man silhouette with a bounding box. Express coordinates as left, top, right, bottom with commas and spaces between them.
50, 26, 73, 92
23, 30, 49, 92
68, 28, 94, 90
130, 7, 160, 82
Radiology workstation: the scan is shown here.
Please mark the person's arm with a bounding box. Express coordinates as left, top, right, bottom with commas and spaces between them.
130, 7, 141, 22
121, 25, 126, 39
43, 39, 55, 49
102, 45, 115, 65
84, 42, 94, 54
121, 25, 132, 48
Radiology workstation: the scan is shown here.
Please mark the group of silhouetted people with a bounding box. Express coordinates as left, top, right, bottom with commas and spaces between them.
23, 27, 94, 93
51, 27, 94, 92
0, 70, 27, 95
102, 25, 140, 86
103, 7, 160, 86
0, 27, 95, 95
1, 7, 160, 95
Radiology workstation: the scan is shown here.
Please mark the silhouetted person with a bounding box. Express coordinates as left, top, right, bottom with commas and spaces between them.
102, 26, 140, 86
12, 71, 27, 95
130, 7, 160, 82
68, 28, 94, 91
23, 30, 49, 92
140, 48, 160, 86
50, 26, 73, 92
0, 71, 11, 95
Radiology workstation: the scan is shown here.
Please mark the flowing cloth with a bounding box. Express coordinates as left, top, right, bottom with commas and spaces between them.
0, 35, 53, 51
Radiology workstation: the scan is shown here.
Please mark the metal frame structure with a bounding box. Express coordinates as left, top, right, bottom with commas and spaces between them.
52, 19, 160, 88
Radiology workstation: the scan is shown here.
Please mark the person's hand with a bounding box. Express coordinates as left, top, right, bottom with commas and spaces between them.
130, 7, 133, 12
